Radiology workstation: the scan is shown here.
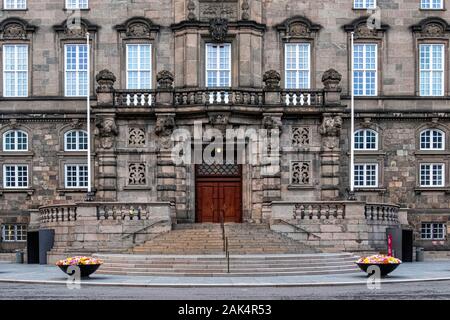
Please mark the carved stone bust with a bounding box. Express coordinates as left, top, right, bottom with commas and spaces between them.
157, 70, 174, 89
263, 70, 281, 89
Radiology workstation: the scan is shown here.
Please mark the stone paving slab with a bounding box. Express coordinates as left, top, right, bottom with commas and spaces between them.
0, 261, 449, 287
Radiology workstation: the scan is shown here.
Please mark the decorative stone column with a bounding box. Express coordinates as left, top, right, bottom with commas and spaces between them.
94, 69, 118, 201
262, 70, 282, 105
155, 114, 176, 205
319, 114, 342, 200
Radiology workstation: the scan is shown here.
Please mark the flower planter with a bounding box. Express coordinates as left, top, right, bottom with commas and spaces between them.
356, 263, 400, 277
58, 264, 101, 278
56, 256, 103, 278
356, 254, 402, 277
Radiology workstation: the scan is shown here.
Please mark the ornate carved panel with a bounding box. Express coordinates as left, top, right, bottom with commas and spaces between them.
411, 18, 450, 39
199, 0, 238, 21
291, 161, 310, 185
292, 127, 310, 147
0, 18, 37, 41
128, 128, 145, 147
128, 163, 146, 185
114, 17, 160, 40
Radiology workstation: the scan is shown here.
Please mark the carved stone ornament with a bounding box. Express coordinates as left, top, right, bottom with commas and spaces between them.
8, 119, 19, 129
187, 0, 197, 21
128, 163, 146, 185
157, 70, 174, 89
263, 70, 281, 89
3, 23, 26, 40
291, 161, 310, 185
200, 1, 237, 21
319, 116, 342, 137
96, 69, 116, 93
421, 23, 445, 38
155, 115, 176, 149
209, 18, 228, 42
209, 113, 229, 126
64, 23, 87, 38
289, 23, 310, 37
262, 115, 282, 131
355, 24, 378, 38
96, 117, 119, 149
241, 0, 250, 20
321, 68, 342, 90
292, 127, 310, 147
128, 128, 146, 147
126, 22, 150, 38
70, 119, 83, 129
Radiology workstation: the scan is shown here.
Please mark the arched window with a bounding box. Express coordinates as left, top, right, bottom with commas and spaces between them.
64, 130, 88, 151
420, 129, 444, 150
354, 129, 378, 150
3, 130, 28, 151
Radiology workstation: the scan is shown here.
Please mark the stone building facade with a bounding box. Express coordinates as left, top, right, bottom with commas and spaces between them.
0, 0, 449, 255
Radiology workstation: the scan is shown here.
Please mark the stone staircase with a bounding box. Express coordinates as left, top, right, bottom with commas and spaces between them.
93, 223, 360, 276
132, 223, 316, 254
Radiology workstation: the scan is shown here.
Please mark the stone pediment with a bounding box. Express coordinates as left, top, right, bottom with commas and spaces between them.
0, 17, 37, 41
275, 16, 322, 40
411, 17, 450, 38
53, 18, 99, 39
343, 16, 390, 39
114, 17, 160, 40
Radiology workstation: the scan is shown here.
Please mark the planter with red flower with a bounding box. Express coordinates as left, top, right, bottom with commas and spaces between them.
356, 254, 402, 277
56, 256, 103, 278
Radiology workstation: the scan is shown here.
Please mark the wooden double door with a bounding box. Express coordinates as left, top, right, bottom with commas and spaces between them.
195, 165, 242, 223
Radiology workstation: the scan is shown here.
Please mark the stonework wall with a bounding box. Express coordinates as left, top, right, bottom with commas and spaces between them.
0, 0, 450, 252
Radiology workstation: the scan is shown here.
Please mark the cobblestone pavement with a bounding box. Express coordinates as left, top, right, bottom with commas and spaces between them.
2, 280, 450, 300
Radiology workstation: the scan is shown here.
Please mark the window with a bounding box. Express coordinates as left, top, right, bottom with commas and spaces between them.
64, 130, 87, 151
65, 0, 88, 9
206, 43, 231, 87
3, 0, 26, 9
421, 223, 446, 240
65, 164, 88, 188
353, 44, 377, 96
420, 163, 444, 187
1, 225, 27, 242
419, 44, 444, 96
354, 0, 376, 9
3, 130, 28, 151
354, 163, 378, 187
65, 44, 88, 97
3, 44, 28, 97
354, 129, 378, 150
126, 44, 152, 89
285, 43, 311, 89
420, 0, 443, 9
420, 129, 445, 150
3, 165, 28, 188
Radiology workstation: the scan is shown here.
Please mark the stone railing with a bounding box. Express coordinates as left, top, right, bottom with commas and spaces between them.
174, 87, 264, 106
96, 203, 165, 220
39, 204, 78, 223
293, 202, 346, 220
114, 89, 156, 107
364, 203, 400, 222
282, 90, 324, 107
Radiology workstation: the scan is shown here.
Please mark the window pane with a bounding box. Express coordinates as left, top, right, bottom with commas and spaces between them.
206, 44, 231, 88
285, 43, 310, 89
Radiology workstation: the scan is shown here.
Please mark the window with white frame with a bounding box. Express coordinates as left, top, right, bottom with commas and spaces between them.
65, 44, 88, 97
419, 44, 444, 96
1, 224, 27, 242
206, 43, 231, 87
354, 163, 378, 187
64, 130, 87, 151
353, 43, 377, 96
3, 0, 26, 9
420, 0, 444, 9
420, 163, 445, 187
354, 0, 376, 9
65, 164, 88, 188
420, 129, 445, 150
65, 0, 88, 9
3, 44, 28, 97
126, 44, 152, 89
3, 165, 28, 188
285, 43, 311, 89
354, 129, 378, 150
421, 222, 446, 240
3, 130, 28, 151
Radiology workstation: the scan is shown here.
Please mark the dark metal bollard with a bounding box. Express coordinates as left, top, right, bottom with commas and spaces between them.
15, 250, 24, 264
416, 247, 424, 262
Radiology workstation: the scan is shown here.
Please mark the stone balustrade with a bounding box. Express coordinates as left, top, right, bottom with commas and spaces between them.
282, 90, 323, 106
96, 203, 162, 220
174, 87, 264, 106
293, 202, 345, 219
114, 89, 156, 107
364, 203, 400, 223
39, 204, 78, 223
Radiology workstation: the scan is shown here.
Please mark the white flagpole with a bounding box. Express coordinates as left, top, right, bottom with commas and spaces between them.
350, 32, 355, 197
86, 32, 92, 197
